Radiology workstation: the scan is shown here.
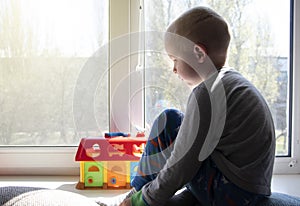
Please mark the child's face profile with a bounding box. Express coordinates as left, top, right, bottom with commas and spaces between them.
168, 52, 203, 87
165, 23, 209, 88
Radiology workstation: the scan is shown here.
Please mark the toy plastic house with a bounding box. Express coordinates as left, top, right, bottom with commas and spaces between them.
75, 134, 146, 189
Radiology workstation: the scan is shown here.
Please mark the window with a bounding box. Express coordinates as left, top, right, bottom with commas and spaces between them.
144, 0, 300, 174
0, 0, 109, 175
0, 0, 142, 175
144, 0, 293, 157
0, 0, 299, 175
0, 0, 109, 146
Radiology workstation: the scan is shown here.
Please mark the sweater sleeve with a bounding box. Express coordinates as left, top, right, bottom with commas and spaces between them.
138, 84, 215, 206
131, 190, 148, 206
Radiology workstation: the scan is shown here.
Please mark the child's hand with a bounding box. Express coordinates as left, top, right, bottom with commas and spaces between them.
119, 198, 131, 206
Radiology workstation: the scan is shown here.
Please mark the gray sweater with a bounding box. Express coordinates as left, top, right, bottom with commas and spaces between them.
141, 68, 275, 205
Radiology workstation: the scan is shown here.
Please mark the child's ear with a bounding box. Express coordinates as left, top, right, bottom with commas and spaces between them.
193, 44, 206, 63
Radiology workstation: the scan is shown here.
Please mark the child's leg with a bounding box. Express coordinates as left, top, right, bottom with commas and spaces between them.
131, 108, 184, 191
187, 157, 265, 206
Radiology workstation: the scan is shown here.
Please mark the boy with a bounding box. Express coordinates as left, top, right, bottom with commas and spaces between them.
119, 6, 275, 206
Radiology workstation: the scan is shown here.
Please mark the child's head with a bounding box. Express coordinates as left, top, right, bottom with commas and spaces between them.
165, 6, 230, 71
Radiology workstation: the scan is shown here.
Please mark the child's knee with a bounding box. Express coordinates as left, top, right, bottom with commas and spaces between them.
159, 108, 184, 130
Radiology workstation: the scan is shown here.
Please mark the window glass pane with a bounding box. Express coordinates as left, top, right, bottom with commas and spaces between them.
144, 0, 291, 156
0, 0, 109, 146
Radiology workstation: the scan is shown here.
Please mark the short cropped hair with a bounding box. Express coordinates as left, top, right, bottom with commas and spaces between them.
166, 6, 231, 69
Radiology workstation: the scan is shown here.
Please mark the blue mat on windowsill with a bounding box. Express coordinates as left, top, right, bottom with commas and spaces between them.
256, 192, 300, 206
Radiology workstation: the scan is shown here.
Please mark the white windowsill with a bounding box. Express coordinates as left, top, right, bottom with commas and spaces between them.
0, 175, 128, 198
0, 175, 300, 198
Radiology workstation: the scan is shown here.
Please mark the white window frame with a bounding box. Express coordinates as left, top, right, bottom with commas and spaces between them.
273, 0, 300, 174
0, 0, 299, 175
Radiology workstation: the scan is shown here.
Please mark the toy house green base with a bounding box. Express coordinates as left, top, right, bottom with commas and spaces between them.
76, 161, 138, 190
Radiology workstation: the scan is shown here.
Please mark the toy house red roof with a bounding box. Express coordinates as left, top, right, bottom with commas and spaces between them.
75, 136, 146, 161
